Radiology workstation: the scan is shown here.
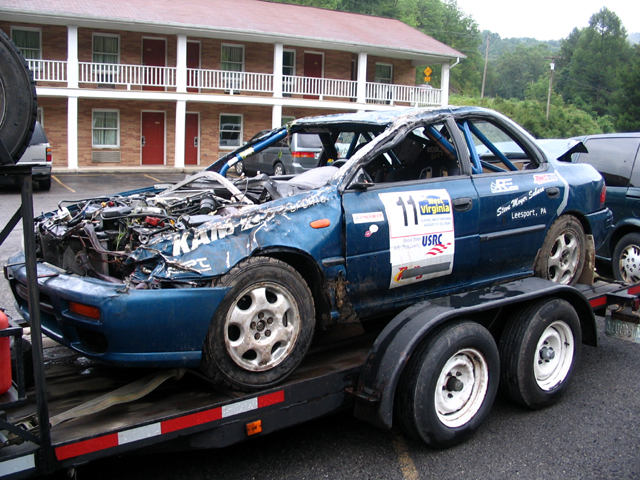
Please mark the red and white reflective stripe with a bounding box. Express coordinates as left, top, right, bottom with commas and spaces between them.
589, 284, 640, 309
0, 454, 36, 475
55, 390, 284, 461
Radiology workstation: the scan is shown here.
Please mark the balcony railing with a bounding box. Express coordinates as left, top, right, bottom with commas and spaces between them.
27, 59, 67, 82
27, 60, 442, 106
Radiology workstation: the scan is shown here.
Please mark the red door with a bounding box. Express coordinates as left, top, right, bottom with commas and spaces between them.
304, 53, 323, 99
142, 38, 166, 91
142, 112, 165, 165
185, 113, 199, 165
187, 42, 200, 93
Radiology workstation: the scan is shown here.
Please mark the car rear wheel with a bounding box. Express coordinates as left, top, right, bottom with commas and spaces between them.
39, 176, 51, 191
273, 162, 285, 176
534, 215, 585, 285
201, 257, 315, 391
612, 233, 640, 283
395, 321, 499, 449
0, 29, 37, 164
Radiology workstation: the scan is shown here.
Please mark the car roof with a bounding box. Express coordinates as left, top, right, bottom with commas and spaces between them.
571, 132, 640, 141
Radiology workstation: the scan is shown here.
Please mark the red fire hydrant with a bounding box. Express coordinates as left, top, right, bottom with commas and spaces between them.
0, 309, 11, 395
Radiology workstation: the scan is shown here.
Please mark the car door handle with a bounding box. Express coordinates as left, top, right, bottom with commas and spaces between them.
546, 187, 560, 199
452, 197, 473, 212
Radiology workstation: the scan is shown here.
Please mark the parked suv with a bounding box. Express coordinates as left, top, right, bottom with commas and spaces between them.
17, 121, 52, 190
570, 133, 640, 282
235, 131, 323, 176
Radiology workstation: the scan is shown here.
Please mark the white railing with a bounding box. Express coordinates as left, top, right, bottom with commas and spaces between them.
366, 82, 442, 106
187, 69, 273, 93
283, 75, 357, 99
27, 59, 67, 82
79, 62, 177, 88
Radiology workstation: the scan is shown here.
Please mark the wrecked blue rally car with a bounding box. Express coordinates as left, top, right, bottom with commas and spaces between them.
5, 107, 611, 390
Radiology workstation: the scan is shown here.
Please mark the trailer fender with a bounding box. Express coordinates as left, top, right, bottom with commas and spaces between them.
352, 277, 596, 430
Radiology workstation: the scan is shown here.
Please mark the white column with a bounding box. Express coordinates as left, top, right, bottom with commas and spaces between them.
176, 35, 187, 93
67, 26, 79, 89
441, 62, 451, 107
67, 97, 78, 169
272, 105, 282, 129
175, 100, 186, 168
356, 52, 367, 104
273, 43, 283, 98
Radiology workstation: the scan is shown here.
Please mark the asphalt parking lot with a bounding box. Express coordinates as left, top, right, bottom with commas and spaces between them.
1, 172, 640, 480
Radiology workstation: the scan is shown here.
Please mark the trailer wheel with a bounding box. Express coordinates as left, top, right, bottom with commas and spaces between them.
534, 215, 585, 286
612, 233, 640, 283
395, 321, 499, 449
201, 257, 315, 391
0, 29, 37, 164
499, 298, 581, 409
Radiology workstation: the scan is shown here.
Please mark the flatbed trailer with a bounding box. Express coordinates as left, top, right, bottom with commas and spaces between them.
2, 270, 639, 479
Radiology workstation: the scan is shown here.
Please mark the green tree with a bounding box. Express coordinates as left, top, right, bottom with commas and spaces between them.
613, 44, 640, 131
559, 8, 631, 117
492, 44, 550, 100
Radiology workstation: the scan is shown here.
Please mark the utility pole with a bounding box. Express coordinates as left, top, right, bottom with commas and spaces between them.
546, 61, 555, 120
481, 34, 490, 99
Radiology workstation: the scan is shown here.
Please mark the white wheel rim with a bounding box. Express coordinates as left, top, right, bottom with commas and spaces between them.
224, 282, 300, 372
434, 348, 489, 428
534, 320, 574, 391
547, 231, 580, 284
619, 244, 640, 283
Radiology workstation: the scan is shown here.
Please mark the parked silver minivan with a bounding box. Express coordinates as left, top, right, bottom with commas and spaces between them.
17, 121, 52, 190
235, 131, 323, 176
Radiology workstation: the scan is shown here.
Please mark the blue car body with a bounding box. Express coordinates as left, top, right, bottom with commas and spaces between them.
6, 107, 611, 369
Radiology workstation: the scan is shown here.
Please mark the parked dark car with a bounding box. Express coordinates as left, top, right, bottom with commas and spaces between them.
5, 106, 611, 391
17, 121, 52, 190
235, 131, 323, 176
567, 133, 640, 282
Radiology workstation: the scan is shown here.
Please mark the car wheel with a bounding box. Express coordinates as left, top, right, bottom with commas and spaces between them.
39, 176, 51, 191
0, 29, 38, 164
534, 215, 585, 285
499, 298, 581, 409
201, 257, 315, 391
395, 321, 499, 449
273, 162, 285, 176
612, 233, 640, 283
234, 161, 244, 175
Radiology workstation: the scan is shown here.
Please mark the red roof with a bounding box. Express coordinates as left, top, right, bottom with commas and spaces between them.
1, 0, 464, 60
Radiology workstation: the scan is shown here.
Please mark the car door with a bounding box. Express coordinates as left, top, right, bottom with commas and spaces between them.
457, 116, 564, 281
341, 119, 480, 316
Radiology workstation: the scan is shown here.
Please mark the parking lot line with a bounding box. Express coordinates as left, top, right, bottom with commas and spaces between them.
144, 174, 162, 182
52, 175, 76, 193
392, 432, 420, 480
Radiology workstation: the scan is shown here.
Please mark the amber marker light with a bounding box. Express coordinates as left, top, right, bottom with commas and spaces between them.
310, 219, 331, 229
246, 420, 262, 436
69, 301, 101, 320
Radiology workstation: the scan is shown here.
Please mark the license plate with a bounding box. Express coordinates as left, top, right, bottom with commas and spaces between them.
605, 316, 640, 344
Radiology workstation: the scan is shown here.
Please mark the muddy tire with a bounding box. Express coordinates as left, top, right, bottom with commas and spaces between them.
201, 257, 315, 391
534, 215, 585, 285
0, 29, 37, 164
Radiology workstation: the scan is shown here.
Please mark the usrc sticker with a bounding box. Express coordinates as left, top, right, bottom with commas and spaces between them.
379, 189, 455, 289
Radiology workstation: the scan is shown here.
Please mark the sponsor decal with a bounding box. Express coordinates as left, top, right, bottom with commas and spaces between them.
365, 224, 379, 238
490, 178, 519, 193
534, 173, 558, 184
497, 187, 544, 217
379, 189, 455, 289
353, 211, 385, 224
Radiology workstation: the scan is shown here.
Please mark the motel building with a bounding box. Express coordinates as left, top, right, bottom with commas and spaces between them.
0, 0, 464, 172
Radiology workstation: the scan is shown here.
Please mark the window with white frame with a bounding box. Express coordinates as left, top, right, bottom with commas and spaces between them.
283, 50, 296, 96
11, 28, 41, 60
375, 63, 393, 84
219, 114, 242, 148
221, 45, 244, 72
93, 34, 119, 64
92, 110, 120, 148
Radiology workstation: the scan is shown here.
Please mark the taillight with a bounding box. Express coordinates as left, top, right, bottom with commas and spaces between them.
46, 147, 52, 163
291, 151, 315, 158
600, 185, 606, 208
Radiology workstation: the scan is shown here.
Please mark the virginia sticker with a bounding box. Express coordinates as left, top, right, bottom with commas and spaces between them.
378, 189, 455, 289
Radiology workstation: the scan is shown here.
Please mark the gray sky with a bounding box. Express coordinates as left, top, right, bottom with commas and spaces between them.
454, 0, 640, 41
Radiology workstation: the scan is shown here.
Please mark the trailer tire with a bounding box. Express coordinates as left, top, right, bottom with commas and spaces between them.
534, 215, 585, 286
499, 298, 581, 409
395, 321, 499, 449
0, 29, 37, 164
612, 232, 640, 283
201, 257, 315, 391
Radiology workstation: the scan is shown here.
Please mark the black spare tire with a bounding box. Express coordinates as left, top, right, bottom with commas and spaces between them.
0, 29, 37, 164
